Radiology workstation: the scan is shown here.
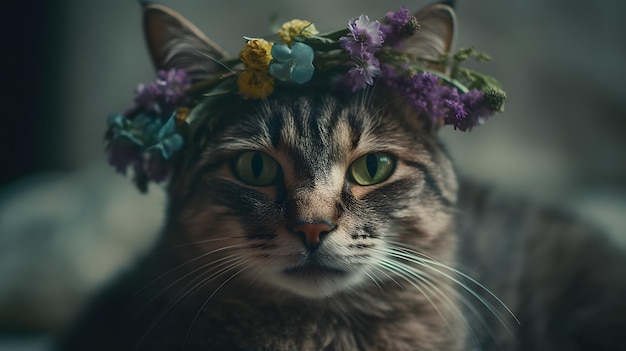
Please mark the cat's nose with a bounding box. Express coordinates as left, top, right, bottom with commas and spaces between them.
290, 222, 334, 252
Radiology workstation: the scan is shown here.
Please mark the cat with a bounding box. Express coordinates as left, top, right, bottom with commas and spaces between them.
57, 2, 626, 350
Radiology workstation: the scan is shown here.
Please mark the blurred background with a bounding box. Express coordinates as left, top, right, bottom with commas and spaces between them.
1, 0, 625, 349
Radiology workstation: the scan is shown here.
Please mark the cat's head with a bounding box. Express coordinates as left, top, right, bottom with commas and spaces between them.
144, 3, 459, 298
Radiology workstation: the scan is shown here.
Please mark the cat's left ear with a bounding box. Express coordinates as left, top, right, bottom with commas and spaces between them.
396, 3, 457, 73
143, 3, 230, 80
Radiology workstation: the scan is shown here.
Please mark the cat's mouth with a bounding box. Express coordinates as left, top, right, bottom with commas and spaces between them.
282, 262, 348, 277
271, 260, 362, 297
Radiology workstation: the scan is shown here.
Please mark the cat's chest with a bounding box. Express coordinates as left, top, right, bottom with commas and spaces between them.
170, 291, 462, 351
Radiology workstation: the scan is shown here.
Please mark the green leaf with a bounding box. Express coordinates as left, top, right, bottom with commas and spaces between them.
317, 28, 349, 41
298, 35, 341, 51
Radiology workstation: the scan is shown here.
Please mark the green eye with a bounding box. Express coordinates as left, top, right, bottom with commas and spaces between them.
234, 151, 281, 186
349, 152, 395, 186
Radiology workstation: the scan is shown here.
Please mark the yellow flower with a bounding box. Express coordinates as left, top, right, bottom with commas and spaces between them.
238, 39, 275, 98
278, 19, 319, 44
174, 107, 189, 127
237, 70, 275, 99
239, 39, 273, 71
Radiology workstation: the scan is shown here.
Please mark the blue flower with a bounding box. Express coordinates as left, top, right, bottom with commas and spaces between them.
269, 42, 315, 84
107, 113, 144, 146
106, 112, 183, 180
146, 114, 184, 160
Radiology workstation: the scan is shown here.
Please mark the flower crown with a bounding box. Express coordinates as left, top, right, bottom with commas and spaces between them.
106, 6, 506, 191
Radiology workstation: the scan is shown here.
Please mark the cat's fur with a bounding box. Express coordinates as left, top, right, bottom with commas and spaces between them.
57, 2, 626, 350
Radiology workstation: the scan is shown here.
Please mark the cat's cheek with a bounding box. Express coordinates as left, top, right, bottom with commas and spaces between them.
169, 204, 250, 259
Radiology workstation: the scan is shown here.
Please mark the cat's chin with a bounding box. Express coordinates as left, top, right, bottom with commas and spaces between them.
265, 264, 365, 299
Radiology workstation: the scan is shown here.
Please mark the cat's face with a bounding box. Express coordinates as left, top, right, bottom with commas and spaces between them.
166, 90, 458, 298
140, 2, 460, 299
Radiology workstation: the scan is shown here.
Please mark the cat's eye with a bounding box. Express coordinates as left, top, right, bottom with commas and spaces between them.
234, 151, 281, 186
349, 152, 395, 186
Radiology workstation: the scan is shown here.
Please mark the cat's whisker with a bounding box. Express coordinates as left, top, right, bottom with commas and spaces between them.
379, 259, 462, 341
355, 88, 363, 111
184, 260, 253, 344
128, 243, 248, 303
370, 264, 403, 290
189, 46, 235, 74
387, 240, 462, 286
370, 93, 413, 121
384, 248, 500, 313
378, 253, 493, 351
244, 263, 269, 290
386, 243, 519, 325
384, 258, 488, 351
156, 235, 248, 253
365, 78, 379, 109
380, 246, 517, 338
383, 258, 465, 316
132, 253, 247, 319
134, 255, 250, 351
363, 270, 384, 293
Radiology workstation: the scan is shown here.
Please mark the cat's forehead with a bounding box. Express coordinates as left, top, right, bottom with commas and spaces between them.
214, 92, 421, 157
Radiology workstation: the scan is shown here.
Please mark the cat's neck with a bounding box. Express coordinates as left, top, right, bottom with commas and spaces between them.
183, 279, 464, 350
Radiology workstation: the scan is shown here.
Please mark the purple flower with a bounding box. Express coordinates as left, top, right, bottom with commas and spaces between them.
380, 7, 420, 47
380, 66, 493, 131
455, 89, 494, 131
125, 68, 191, 117
132, 161, 149, 193
131, 82, 160, 115
156, 68, 192, 108
106, 139, 143, 175
339, 15, 384, 90
146, 151, 170, 183
444, 99, 468, 120
387, 7, 411, 26
344, 53, 381, 91
339, 14, 383, 56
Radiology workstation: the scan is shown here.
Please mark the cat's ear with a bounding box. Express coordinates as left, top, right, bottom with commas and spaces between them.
397, 3, 456, 72
143, 3, 230, 80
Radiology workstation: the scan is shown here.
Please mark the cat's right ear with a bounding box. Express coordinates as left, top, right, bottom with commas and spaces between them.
397, 3, 457, 73
143, 2, 230, 80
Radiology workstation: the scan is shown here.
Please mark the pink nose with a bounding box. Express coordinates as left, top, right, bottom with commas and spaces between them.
291, 222, 333, 249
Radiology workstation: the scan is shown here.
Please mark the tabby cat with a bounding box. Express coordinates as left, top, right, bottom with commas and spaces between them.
58, 2, 626, 350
